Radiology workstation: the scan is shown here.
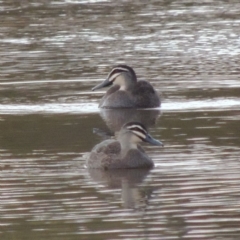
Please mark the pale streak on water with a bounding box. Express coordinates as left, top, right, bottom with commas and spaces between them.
0, 99, 240, 114
0, 1, 240, 240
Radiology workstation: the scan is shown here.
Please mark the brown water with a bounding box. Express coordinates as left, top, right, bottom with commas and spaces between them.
0, 1, 240, 239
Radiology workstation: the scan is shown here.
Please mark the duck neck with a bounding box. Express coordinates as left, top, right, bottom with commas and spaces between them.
117, 132, 138, 157
114, 72, 137, 91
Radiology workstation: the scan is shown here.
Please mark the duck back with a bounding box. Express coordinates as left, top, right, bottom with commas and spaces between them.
87, 139, 121, 168
99, 81, 160, 108
133, 80, 160, 108
87, 139, 154, 169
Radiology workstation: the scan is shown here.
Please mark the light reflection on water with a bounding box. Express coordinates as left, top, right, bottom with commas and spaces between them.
0, 98, 240, 115
1, 0, 240, 239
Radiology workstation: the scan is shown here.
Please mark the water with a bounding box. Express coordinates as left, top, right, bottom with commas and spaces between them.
0, 1, 240, 239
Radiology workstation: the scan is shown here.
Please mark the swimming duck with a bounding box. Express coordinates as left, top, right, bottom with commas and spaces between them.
87, 122, 163, 169
92, 65, 160, 108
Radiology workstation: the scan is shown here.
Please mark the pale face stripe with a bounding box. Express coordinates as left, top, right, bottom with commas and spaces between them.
108, 72, 121, 82
127, 125, 147, 134
110, 67, 130, 74
131, 130, 146, 140
107, 67, 130, 80
127, 124, 148, 140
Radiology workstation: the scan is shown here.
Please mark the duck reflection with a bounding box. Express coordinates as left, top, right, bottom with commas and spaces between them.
100, 108, 161, 133
87, 121, 163, 169
88, 168, 154, 209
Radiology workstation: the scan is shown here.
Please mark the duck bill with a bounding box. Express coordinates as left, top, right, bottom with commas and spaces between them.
92, 79, 112, 91
144, 134, 164, 146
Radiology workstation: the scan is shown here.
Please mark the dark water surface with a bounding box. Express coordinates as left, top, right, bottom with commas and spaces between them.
0, 1, 240, 239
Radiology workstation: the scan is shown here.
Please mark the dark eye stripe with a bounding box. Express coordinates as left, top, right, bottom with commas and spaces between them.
108, 67, 129, 78
127, 126, 147, 137
124, 122, 148, 137
132, 130, 146, 141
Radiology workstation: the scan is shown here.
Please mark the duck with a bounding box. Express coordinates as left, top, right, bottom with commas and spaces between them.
92, 65, 161, 108
87, 122, 163, 169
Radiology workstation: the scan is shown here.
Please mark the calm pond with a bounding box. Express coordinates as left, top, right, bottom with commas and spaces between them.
0, 1, 240, 240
